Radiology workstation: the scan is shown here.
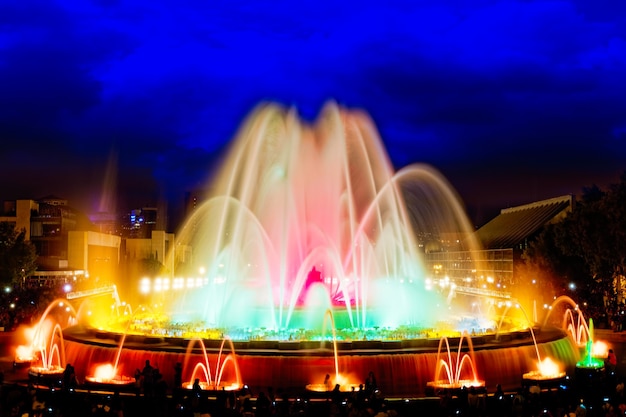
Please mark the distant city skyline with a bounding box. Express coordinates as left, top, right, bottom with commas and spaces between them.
1, 1, 625, 229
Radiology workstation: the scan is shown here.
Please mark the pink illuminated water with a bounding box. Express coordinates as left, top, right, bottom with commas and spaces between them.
161, 102, 483, 334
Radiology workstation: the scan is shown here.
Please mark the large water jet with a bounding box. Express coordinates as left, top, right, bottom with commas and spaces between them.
43, 102, 580, 395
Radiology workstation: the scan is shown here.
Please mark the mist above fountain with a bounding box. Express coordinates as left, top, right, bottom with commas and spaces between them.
156, 101, 481, 335
50, 102, 583, 396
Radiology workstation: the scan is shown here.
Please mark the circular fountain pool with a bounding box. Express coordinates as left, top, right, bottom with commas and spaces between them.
62, 324, 579, 396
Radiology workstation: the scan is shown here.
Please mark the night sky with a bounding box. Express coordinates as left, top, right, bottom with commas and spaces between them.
1, 1, 625, 229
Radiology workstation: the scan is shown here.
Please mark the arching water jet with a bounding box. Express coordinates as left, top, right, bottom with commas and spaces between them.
181, 337, 242, 391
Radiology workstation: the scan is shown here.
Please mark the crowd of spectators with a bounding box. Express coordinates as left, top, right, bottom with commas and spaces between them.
0, 285, 63, 331
1, 367, 626, 416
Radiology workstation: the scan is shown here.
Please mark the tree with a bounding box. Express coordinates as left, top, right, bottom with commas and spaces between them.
138, 255, 166, 277
523, 172, 626, 322
0, 221, 38, 287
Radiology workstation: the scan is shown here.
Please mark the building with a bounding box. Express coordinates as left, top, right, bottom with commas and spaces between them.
1, 197, 195, 296
124, 230, 175, 270
424, 195, 574, 298
1, 198, 120, 287
121, 206, 160, 238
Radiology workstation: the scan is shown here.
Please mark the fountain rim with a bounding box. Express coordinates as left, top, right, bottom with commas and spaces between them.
62, 324, 570, 356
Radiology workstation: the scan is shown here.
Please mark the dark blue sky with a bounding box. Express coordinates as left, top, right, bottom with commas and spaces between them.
1, 0, 625, 228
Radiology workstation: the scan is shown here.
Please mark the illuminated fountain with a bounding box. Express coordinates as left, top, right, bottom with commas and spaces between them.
59, 102, 580, 395
181, 338, 242, 391
305, 310, 360, 393
27, 322, 66, 384
541, 297, 611, 398
543, 295, 609, 358
16, 299, 78, 384
83, 333, 135, 388
517, 302, 567, 384
543, 296, 591, 348
14, 327, 39, 368
80, 303, 165, 388
574, 319, 605, 374
426, 332, 484, 391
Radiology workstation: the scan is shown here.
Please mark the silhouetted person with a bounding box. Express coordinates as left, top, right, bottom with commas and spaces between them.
467, 386, 479, 417
439, 388, 453, 416
356, 384, 366, 407
267, 386, 276, 414
365, 371, 377, 399
111, 391, 124, 417
255, 391, 271, 417
134, 368, 142, 396
493, 384, 507, 416
607, 349, 618, 375
63, 363, 76, 390
332, 384, 343, 405
173, 362, 183, 390
142, 359, 155, 397
191, 378, 202, 413
324, 374, 332, 392
154, 368, 168, 399
241, 397, 254, 417
192, 378, 202, 395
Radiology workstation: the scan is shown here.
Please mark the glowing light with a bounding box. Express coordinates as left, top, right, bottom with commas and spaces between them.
524, 357, 566, 381
140, 278, 151, 294
94, 363, 116, 380
592, 340, 609, 358
16, 345, 36, 361
538, 357, 560, 377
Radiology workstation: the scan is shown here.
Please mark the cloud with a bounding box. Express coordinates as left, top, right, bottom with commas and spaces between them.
0, 0, 625, 227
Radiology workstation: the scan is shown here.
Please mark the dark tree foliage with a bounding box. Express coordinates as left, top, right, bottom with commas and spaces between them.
0, 221, 38, 287
139, 255, 166, 276
523, 172, 626, 316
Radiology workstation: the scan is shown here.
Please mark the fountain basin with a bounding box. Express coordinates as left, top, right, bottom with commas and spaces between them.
83, 375, 137, 393
426, 379, 486, 390
181, 381, 242, 392
28, 366, 65, 387
521, 371, 568, 391
63, 324, 579, 396
84, 375, 135, 385
14, 357, 36, 369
